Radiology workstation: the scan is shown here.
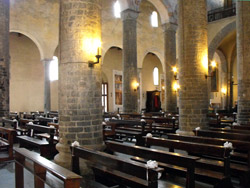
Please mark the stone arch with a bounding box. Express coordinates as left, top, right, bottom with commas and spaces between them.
10, 30, 44, 60
208, 21, 236, 60
215, 49, 227, 73
147, 0, 170, 24
102, 44, 122, 65
118, 0, 170, 24
141, 48, 164, 72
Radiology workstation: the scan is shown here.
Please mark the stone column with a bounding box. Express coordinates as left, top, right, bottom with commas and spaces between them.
237, 1, 250, 125
0, 0, 9, 118
42, 59, 51, 114
177, 0, 208, 135
121, 9, 139, 113
55, 0, 102, 169
163, 23, 178, 113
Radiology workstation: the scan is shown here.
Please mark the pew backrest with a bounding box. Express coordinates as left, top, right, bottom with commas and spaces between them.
15, 147, 82, 188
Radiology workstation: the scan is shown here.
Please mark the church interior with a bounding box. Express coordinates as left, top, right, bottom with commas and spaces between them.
0, 0, 250, 187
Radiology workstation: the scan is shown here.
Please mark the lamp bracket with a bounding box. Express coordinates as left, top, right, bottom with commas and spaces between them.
88, 54, 101, 67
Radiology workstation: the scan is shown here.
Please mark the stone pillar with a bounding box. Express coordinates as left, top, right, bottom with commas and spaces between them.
121, 9, 139, 113
42, 59, 51, 114
163, 23, 178, 113
177, 0, 208, 135
55, 0, 102, 169
237, 1, 250, 125
0, 0, 9, 118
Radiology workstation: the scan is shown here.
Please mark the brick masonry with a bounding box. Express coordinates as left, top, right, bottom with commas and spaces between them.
0, 0, 9, 119
121, 9, 139, 113
54, 0, 102, 169
177, 0, 209, 134
163, 23, 177, 113
237, 1, 250, 125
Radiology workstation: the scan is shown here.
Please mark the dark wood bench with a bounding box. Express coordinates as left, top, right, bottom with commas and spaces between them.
15, 147, 82, 188
105, 140, 199, 188
2, 118, 18, 129
23, 113, 35, 120
144, 137, 233, 188
17, 123, 58, 159
110, 119, 149, 146
35, 116, 57, 126
194, 129, 250, 142
210, 127, 250, 135
232, 125, 250, 131
71, 145, 162, 188
167, 133, 250, 186
36, 122, 59, 142
0, 127, 15, 162
142, 117, 178, 135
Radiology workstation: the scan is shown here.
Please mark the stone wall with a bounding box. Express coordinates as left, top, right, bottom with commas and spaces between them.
0, 0, 9, 118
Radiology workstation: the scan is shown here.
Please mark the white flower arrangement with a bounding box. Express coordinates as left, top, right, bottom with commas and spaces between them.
146, 133, 153, 138
145, 160, 161, 179
195, 127, 200, 131
71, 141, 80, 147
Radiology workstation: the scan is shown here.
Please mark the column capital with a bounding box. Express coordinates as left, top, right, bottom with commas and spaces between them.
41, 58, 53, 66
162, 23, 178, 32
121, 9, 139, 21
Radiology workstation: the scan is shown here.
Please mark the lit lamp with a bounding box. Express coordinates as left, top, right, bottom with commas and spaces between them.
221, 87, 227, 95
173, 82, 180, 92
132, 81, 139, 92
172, 66, 178, 80
162, 86, 165, 90
205, 61, 216, 79
88, 40, 102, 68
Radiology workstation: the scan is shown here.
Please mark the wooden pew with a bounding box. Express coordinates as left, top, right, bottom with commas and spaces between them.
17, 123, 58, 159
17, 118, 34, 135
35, 116, 57, 126
23, 113, 35, 120
167, 133, 250, 186
15, 147, 82, 188
71, 145, 161, 188
2, 118, 17, 129
210, 127, 250, 135
0, 127, 15, 162
105, 140, 199, 188
36, 122, 59, 142
109, 119, 149, 146
232, 125, 250, 131
142, 117, 178, 135
144, 137, 233, 188
194, 129, 250, 142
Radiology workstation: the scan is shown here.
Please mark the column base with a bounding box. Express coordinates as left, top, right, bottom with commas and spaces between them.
176, 129, 195, 136
54, 140, 72, 169
54, 138, 105, 175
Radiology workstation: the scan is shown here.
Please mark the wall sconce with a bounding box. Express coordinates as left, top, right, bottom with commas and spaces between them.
172, 66, 178, 80
221, 87, 227, 95
132, 81, 139, 92
205, 61, 216, 79
88, 47, 101, 67
162, 86, 165, 90
173, 82, 180, 92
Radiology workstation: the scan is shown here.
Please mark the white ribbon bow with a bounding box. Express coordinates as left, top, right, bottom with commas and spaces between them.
141, 119, 146, 122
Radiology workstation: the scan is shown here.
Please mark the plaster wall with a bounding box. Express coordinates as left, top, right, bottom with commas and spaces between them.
141, 54, 163, 109
10, 0, 59, 59
9, 33, 44, 112
208, 16, 235, 46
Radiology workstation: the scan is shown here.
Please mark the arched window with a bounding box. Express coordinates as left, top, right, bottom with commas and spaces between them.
153, 67, 159, 86
49, 56, 58, 81
151, 11, 158, 27
114, 1, 121, 18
